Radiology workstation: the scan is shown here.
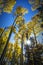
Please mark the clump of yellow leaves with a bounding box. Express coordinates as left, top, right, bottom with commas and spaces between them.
15, 6, 28, 15
14, 41, 21, 59
3, 0, 16, 13
16, 16, 24, 25
5, 43, 13, 60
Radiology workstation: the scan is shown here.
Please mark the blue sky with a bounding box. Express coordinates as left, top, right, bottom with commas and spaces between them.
0, 0, 38, 28
0, 0, 43, 44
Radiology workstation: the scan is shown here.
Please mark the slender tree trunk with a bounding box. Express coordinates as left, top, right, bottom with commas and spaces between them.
11, 51, 15, 65
0, 28, 5, 37
33, 28, 37, 46
20, 34, 24, 65
0, 26, 10, 37
0, 16, 17, 65
0, 27, 12, 65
